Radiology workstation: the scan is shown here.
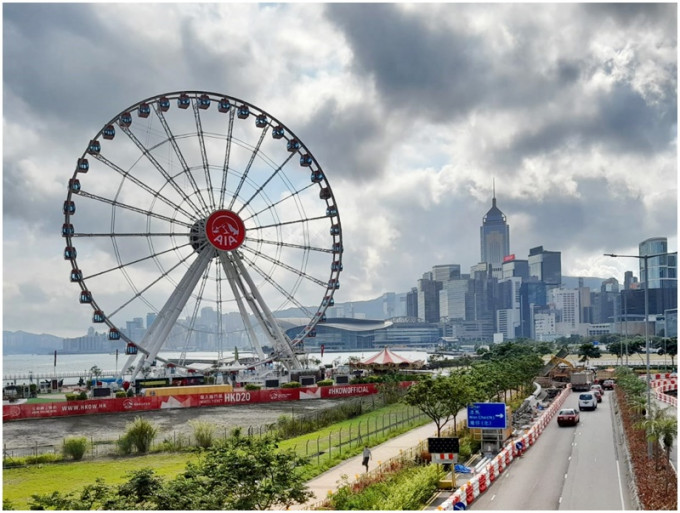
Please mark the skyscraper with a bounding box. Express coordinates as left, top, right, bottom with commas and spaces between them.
480, 184, 510, 276
528, 246, 562, 288
639, 237, 676, 289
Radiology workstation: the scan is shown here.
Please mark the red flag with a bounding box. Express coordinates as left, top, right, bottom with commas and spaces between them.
321, 344, 325, 357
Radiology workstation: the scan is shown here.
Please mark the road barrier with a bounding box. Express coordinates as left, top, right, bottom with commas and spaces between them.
650, 378, 677, 407
437, 386, 570, 510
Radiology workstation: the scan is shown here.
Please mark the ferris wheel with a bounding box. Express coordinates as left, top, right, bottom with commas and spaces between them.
62, 91, 343, 381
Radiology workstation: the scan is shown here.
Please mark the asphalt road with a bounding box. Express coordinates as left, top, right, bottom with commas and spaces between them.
468, 389, 634, 510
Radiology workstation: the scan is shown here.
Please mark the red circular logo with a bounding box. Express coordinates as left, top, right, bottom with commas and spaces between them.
205, 210, 246, 251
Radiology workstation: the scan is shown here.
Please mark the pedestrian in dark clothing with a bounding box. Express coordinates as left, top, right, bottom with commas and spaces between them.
362, 446, 372, 472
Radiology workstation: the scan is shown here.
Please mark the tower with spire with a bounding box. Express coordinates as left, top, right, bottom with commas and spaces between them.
480, 179, 510, 276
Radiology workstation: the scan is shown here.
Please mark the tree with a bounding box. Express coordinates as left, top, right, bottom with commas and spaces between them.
156, 433, 312, 510
577, 343, 601, 366
403, 375, 467, 436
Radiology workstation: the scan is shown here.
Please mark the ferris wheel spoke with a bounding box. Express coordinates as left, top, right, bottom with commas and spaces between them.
242, 182, 317, 222
77, 190, 194, 229
247, 215, 329, 232
152, 107, 211, 215
215, 261, 225, 362
128, 248, 214, 381
239, 245, 326, 288
92, 153, 197, 222
219, 109, 236, 209
72, 232, 183, 238
245, 236, 336, 255
227, 125, 269, 211
238, 251, 315, 318
105, 246, 205, 319
82, 242, 193, 281
118, 122, 204, 217
236, 152, 297, 215
192, 100, 215, 212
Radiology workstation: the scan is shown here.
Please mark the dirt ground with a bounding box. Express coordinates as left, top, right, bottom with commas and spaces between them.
2, 398, 350, 455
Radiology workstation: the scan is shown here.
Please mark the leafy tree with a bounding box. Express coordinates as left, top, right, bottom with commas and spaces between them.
403, 375, 466, 436
156, 433, 312, 510
577, 343, 601, 366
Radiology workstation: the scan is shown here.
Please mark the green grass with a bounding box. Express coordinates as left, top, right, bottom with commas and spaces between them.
3, 402, 428, 510
3, 452, 197, 510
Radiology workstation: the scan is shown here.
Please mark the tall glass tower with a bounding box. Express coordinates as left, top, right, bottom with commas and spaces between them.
639, 237, 676, 289
480, 185, 510, 271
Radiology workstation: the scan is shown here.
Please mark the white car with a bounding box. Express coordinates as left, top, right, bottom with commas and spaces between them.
578, 392, 597, 411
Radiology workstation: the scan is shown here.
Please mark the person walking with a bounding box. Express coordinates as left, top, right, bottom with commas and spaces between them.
362, 446, 372, 472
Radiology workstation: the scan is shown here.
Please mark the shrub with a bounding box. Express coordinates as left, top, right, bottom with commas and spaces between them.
65, 393, 78, 401
244, 383, 261, 390
77, 391, 88, 400
115, 390, 127, 398
62, 436, 88, 460
118, 416, 158, 454
190, 420, 216, 448
316, 379, 333, 387
281, 381, 301, 388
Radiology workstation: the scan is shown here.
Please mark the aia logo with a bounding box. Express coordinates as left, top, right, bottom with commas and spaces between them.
206, 210, 246, 251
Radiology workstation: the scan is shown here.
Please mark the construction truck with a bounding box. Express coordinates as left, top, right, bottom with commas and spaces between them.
570, 370, 595, 391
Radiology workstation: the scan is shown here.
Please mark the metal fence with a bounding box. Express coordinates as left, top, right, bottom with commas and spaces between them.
2, 397, 422, 463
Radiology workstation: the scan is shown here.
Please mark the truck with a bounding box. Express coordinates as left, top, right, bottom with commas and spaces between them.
570, 370, 595, 391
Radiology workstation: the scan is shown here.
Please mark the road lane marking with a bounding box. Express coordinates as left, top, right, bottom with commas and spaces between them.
491, 495, 496, 501
616, 459, 625, 509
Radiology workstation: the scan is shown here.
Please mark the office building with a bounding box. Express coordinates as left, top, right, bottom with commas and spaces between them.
480, 189, 510, 277
528, 246, 562, 289
639, 237, 677, 289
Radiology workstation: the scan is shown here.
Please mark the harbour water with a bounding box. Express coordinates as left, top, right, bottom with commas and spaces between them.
3, 349, 432, 384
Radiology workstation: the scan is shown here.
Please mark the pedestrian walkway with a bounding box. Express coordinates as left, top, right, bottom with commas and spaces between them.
289, 420, 441, 509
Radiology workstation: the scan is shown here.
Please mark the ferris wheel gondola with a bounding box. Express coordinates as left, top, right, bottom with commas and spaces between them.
62, 91, 342, 381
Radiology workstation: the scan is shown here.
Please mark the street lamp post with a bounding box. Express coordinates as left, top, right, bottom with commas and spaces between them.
604, 250, 677, 459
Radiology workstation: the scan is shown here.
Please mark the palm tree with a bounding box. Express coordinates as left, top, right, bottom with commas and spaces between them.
635, 407, 676, 469
627, 394, 648, 419
656, 410, 678, 477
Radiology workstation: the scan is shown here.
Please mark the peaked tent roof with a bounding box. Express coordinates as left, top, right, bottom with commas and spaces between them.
359, 347, 414, 366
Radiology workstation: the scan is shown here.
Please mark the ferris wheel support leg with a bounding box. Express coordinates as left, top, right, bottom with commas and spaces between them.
128, 249, 213, 382
219, 253, 265, 361
230, 252, 303, 371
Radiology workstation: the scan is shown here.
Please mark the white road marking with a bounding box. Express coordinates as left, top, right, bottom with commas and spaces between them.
491, 495, 496, 501
559, 496, 563, 504
616, 459, 625, 509
564, 473, 568, 479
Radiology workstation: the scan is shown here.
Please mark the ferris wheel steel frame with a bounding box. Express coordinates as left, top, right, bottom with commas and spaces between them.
62, 91, 343, 382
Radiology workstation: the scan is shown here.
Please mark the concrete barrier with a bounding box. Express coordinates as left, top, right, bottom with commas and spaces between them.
437, 386, 570, 510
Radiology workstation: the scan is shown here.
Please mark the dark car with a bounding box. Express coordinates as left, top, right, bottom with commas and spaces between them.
557, 408, 580, 426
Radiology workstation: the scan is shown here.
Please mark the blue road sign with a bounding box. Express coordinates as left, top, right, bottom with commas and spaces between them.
453, 501, 467, 510
467, 402, 507, 429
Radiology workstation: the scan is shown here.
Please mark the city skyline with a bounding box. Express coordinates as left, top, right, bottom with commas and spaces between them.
3, 3, 677, 338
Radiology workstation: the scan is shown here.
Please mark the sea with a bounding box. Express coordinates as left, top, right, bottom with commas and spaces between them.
2, 349, 432, 385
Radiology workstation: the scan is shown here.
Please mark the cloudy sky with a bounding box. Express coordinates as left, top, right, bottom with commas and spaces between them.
3, 3, 677, 338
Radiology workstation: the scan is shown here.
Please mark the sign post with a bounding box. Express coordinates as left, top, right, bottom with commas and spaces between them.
467, 402, 507, 429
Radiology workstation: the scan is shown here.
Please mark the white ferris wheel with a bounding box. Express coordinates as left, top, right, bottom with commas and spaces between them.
62, 91, 343, 382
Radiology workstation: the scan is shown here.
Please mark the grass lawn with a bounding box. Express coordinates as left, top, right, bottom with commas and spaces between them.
3, 402, 427, 510
3, 452, 197, 510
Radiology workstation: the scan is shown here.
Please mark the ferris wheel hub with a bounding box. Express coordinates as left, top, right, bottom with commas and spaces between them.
205, 209, 246, 251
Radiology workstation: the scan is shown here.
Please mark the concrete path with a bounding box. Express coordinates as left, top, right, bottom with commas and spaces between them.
289, 420, 442, 509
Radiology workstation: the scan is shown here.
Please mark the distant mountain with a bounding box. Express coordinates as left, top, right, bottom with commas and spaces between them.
3, 331, 63, 354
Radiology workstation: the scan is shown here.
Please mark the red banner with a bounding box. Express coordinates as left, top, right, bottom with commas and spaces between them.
3, 382, 414, 422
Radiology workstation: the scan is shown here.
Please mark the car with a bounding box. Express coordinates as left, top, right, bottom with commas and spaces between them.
579, 392, 597, 411
557, 408, 580, 426
602, 379, 615, 390
591, 384, 604, 402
